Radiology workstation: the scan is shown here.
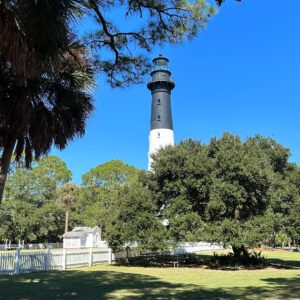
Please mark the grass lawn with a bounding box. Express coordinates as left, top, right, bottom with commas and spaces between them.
0, 249, 299, 300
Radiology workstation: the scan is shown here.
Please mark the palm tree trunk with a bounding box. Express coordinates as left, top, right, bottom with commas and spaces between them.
0, 137, 16, 204
65, 208, 69, 234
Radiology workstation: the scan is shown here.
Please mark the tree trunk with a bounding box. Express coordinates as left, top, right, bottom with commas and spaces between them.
232, 246, 241, 257
125, 246, 129, 263
240, 245, 249, 257
65, 208, 69, 234
272, 230, 276, 248
0, 137, 17, 204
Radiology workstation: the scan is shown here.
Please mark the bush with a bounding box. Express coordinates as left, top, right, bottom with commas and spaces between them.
117, 253, 200, 267
210, 251, 266, 268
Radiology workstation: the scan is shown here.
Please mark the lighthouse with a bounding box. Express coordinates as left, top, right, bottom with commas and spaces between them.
147, 55, 175, 170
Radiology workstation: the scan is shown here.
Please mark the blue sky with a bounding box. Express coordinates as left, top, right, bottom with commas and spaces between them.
52, 0, 300, 183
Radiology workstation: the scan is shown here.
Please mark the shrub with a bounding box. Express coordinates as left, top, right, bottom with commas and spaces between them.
210, 251, 266, 268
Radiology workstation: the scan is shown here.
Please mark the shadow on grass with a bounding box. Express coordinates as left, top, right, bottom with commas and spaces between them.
0, 269, 300, 300
261, 276, 300, 297
266, 258, 300, 269
197, 252, 300, 270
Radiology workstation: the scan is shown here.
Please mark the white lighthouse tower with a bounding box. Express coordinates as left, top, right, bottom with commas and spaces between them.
147, 55, 175, 170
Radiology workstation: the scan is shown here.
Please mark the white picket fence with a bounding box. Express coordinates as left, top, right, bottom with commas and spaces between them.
0, 248, 115, 276
173, 242, 224, 254
0, 243, 63, 250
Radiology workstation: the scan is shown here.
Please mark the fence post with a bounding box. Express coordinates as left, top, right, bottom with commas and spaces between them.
89, 248, 93, 267
45, 247, 51, 271
62, 248, 66, 270
108, 248, 112, 265
15, 248, 20, 274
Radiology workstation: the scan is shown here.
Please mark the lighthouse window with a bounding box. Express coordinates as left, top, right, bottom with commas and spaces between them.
157, 99, 161, 105
157, 132, 160, 138
157, 115, 161, 121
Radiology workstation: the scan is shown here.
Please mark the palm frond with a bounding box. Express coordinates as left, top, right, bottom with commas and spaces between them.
0, 44, 95, 167
0, 0, 83, 77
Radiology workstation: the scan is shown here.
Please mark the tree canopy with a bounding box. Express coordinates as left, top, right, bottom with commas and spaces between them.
75, 160, 141, 230
83, 0, 215, 86
82, 160, 140, 188
102, 182, 168, 252
144, 133, 300, 253
1, 156, 72, 243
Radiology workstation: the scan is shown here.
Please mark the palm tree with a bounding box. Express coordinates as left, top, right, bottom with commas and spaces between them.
0, 0, 82, 80
0, 47, 94, 203
58, 183, 78, 233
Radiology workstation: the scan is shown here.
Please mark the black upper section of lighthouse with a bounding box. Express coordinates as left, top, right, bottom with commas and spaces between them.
147, 55, 175, 130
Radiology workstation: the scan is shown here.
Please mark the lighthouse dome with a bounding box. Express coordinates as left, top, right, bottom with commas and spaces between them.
153, 54, 169, 71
